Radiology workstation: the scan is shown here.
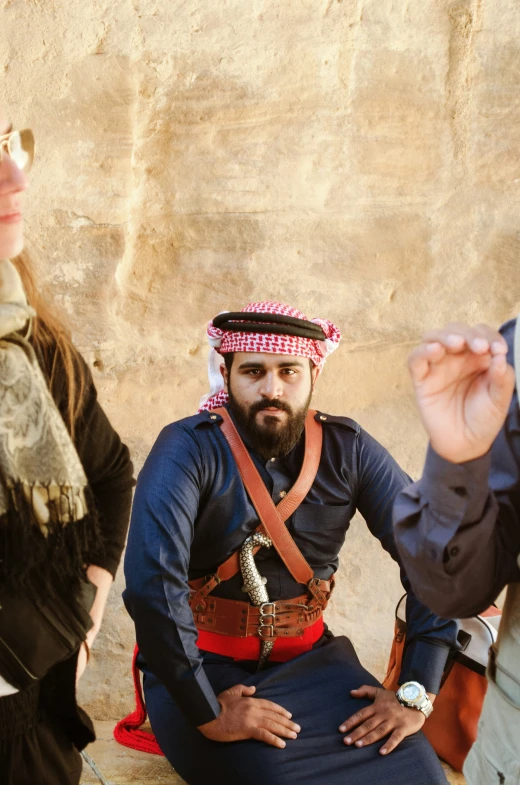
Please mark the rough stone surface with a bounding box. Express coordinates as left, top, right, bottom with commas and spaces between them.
82, 721, 184, 784
83, 721, 466, 784
2, 0, 519, 727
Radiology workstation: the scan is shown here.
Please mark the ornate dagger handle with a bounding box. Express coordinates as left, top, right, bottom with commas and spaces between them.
239, 532, 274, 669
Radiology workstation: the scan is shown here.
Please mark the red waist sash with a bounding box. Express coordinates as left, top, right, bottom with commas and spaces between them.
196, 617, 324, 662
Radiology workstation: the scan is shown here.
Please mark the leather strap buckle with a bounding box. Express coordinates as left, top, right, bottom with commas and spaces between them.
259, 601, 276, 616
196, 573, 221, 600
258, 601, 277, 639
307, 577, 330, 607
258, 624, 275, 639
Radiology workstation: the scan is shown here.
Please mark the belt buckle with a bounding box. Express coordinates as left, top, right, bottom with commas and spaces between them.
258, 602, 276, 639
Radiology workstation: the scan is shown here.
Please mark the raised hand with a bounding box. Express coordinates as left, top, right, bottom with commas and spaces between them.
339, 685, 426, 755
197, 683, 300, 748
408, 323, 515, 464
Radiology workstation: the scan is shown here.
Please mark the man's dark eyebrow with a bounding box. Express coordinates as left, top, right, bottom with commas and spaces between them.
237, 361, 264, 369
237, 359, 305, 370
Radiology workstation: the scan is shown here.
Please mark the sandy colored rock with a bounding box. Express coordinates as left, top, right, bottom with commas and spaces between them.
1, 0, 519, 729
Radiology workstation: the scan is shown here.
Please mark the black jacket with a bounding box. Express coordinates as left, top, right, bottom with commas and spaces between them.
1, 343, 134, 749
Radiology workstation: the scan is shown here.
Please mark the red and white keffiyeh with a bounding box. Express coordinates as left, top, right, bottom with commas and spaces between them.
198, 301, 341, 412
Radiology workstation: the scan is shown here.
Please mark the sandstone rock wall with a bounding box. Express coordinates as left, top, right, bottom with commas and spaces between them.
2, 0, 519, 719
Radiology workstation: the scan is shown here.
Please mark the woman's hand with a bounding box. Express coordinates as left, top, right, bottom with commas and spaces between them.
75, 564, 113, 684
339, 686, 427, 755
76, 641, 89, 684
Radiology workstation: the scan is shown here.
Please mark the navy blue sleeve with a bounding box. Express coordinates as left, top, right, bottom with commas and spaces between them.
123, 424, 221, 726
355, 428, 458, 694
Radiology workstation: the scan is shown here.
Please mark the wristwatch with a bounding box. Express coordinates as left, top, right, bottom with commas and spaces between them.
396, 681, 433, 718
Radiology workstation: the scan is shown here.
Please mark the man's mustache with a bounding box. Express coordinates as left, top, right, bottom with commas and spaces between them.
249, 399, 293, 416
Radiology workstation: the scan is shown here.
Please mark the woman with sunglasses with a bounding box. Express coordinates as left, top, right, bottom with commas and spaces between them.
0, 105, 134, 783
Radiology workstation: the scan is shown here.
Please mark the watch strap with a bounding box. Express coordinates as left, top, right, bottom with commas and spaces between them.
417, 694, 434, 719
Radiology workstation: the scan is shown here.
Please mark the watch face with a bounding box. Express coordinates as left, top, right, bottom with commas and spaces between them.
402, 683, 421, 702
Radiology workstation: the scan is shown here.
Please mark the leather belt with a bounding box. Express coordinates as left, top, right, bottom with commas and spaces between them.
189, 578, 334, 641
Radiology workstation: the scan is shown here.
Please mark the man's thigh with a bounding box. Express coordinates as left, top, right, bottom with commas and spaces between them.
144, 636, 448, 785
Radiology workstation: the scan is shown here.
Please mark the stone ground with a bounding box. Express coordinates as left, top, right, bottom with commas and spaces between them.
80, 721, 467, 785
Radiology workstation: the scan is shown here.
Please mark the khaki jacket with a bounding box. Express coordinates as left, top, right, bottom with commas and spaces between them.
463, 579, 520, 784
463, 323, 520, 785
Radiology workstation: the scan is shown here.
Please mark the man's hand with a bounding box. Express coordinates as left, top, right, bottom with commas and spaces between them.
408, 323, 515, 464
339, 686, 426, 755
198, 683, 301, 748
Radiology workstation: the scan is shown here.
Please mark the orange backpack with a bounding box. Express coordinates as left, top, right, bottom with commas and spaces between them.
383, 594, 501, 772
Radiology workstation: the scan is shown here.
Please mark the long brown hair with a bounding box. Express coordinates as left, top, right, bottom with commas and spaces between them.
11, 250, 87, 438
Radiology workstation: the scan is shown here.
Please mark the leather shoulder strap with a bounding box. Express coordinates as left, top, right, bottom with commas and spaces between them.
215, 407, 322, 585
276, 412, 323, 520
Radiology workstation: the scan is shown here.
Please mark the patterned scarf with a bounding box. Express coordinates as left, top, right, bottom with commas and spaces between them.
0, 259, 98, 595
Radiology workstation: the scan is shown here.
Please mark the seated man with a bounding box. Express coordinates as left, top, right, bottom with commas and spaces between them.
123, 301, 456, 785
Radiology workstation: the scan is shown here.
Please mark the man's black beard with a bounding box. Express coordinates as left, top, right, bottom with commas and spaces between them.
228, 386, 311, 461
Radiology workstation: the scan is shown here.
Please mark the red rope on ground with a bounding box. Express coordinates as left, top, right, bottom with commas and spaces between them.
113, 644, 164, 756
